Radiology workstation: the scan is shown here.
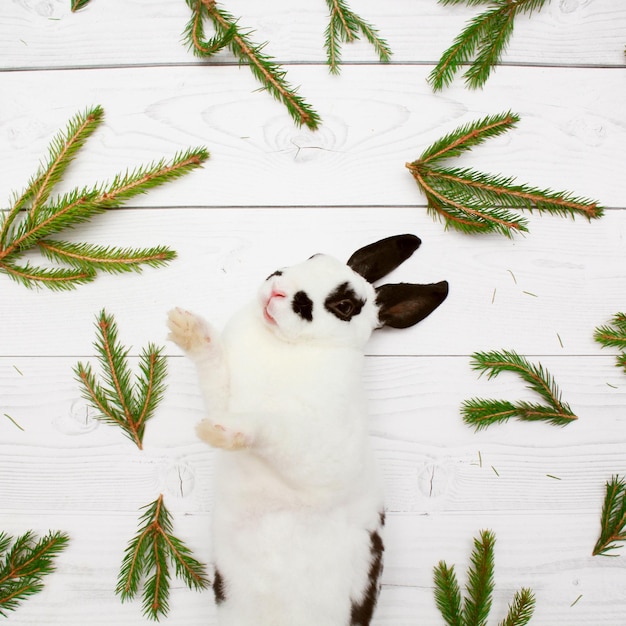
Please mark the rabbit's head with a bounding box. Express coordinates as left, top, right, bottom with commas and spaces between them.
257, 234, 448, 348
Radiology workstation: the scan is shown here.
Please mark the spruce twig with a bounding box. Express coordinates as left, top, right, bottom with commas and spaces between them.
429, 0, 551, 91
462, 530, 495, 626
498, 588, 536, 626
116, 495, 209, 621
71, 0, 92, 11
183, 0, 321, 130
434, 561, 463, 626
593, 475, 626, 557
594, 313, 626, 374
0, 106, 209, 290
462, 349, 578, 430
324, 0, 392, 75
433, 530, 535, 626
406, 111, 602, 237
75, 310, 167, 450
0, 530, 69, 617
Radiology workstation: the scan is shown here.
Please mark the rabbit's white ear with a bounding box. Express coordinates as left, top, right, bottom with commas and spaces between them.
376, 281, 449, 329
347, 234, 421, 284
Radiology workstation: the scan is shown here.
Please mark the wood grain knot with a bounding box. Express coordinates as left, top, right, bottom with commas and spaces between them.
162, 462, 196, 498
264, 116, 347, 163
16, 0, 56, 18
559, 0, 589, 14
418, 462, 452, 499
53, 399, 100, 435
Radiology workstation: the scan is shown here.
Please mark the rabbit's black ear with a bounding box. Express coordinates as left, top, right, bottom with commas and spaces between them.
376, 281, 449, 329
347, 234, 421, 284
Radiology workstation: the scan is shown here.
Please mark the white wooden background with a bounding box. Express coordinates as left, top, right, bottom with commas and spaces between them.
1, 1, 625, 624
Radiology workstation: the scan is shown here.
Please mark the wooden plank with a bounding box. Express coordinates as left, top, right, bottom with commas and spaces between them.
2, 355, 624, 514
0, 207, 624, 357
1, 510, 623, 625
1, 0, 624, 69
0, 65, 622, 208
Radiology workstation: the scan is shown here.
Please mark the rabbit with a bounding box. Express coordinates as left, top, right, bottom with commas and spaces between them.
166, 234, 448, 626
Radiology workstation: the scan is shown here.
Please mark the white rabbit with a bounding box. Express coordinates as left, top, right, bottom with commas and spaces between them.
167, 234, 448, 626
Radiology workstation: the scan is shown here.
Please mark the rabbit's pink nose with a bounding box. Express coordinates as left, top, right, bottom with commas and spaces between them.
270, 290, 286, 300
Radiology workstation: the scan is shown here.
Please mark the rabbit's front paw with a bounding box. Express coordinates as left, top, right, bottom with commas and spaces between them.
167, 308, 213, 353
196, 419, 250, 451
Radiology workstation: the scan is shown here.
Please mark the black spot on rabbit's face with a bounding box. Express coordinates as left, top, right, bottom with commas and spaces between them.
325, 282, 365, 322
292, 290, 313, 321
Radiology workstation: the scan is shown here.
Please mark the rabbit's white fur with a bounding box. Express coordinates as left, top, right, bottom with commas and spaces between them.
168, 239, 447, 626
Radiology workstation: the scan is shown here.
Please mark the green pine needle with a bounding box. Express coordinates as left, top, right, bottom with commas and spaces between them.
183, 0, 321, 130
0, 107, 208, 290
429, 0, 551, 91
116, 495, 209, 621
593, 475, 626, 557
406, 111, 602, 237
0, 530, 70, 617
324, 0, 392, 75
75, 310, 168, 450
434, 530, 535, 626
594, 313, 626, 374
462, 350, 578, 430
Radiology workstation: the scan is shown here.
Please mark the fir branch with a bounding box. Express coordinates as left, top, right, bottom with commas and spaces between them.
0, 530, 69, 617
462, 530, 495, 626
71, 0, 93, 11
406, 111, 602, 237
418, 112, 519, 165
0, 259, 95, 292
498, 588, 536, 626
183, 0, 320, 130
594, 313, 626, 374
593, 475, 626, 557
0, 105, 103, 250
434, 561, 463, 626
38, 240, 176, 274
429, 0, 551, 91
75, 310, 168, 450
117, 495, 209, 621
132, 344, 168, 437
429, 4, 505, 91
324, 0, 392, 75
74, 361, 128, 432
462, 350, 578, 430
434, 530, 535, 626
0, 107, 208, 290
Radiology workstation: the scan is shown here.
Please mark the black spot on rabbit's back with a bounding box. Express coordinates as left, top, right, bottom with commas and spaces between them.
292, 290, 313, 321
213, 568, 226, 605
350, 527, 384, 626
325, 282, 365, 322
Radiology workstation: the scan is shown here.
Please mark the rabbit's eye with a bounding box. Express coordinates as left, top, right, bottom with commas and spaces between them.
330, 299, 355, 320
325, 282, 365, 322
